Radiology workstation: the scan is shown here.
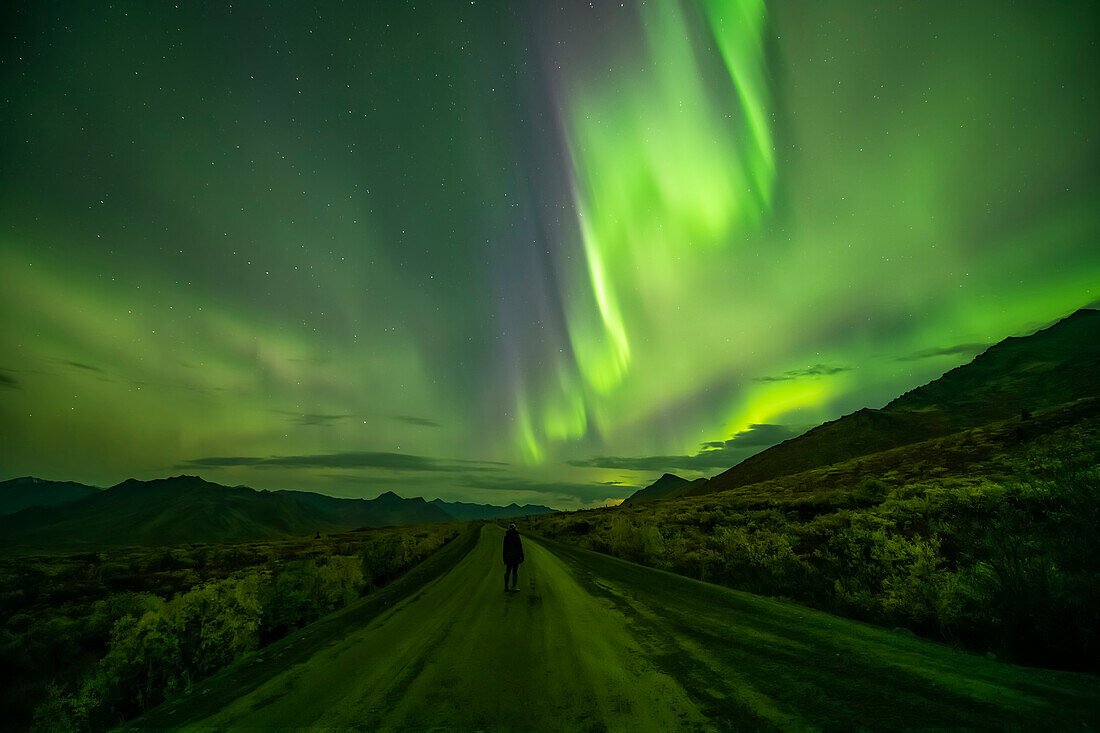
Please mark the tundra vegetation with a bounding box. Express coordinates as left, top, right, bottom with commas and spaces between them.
518, 417, 1100, 674
0, 523, 461, 731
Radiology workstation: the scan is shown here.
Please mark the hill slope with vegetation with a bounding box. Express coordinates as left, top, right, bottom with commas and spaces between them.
520, 405, 1100, 672
691, 308, 1099, 496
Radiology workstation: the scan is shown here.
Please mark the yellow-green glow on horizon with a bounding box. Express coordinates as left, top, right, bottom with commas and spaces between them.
722, 378, 837, 446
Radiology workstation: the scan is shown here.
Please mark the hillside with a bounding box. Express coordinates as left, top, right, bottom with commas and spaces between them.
428, 498, 555, 521
621, 473, 704, 506
685, 397, 1099, 511
0, 477, 100, 515
0, 476, 454, 549
690, 308, 1100, 497
887, 308, 1100, 418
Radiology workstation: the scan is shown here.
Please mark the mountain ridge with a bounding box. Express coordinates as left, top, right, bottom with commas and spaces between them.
428, 498, 555, 521
622, 473, 705, 506
0, 476, 558, 549
0, 476, 101, 516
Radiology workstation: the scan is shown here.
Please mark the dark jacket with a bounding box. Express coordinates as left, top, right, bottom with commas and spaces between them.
503, 528, 524, 564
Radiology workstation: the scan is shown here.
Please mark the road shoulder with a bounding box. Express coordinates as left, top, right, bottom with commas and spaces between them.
123, 522, 483, 730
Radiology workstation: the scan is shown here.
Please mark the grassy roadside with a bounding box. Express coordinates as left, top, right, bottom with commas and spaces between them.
8, 522, 468, 731
121, 522, 482, 730
531, 529, 1100, 730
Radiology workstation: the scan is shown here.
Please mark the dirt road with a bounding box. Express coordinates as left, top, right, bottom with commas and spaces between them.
130, 524, 1099, 730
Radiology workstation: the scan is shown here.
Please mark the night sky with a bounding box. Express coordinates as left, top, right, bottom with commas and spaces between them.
2, 1, 1098, 508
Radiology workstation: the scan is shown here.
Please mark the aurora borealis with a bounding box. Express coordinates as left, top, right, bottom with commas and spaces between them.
2, 1, 1098, 508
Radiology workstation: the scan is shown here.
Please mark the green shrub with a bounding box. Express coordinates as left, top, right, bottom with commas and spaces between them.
14, 524, 460, 732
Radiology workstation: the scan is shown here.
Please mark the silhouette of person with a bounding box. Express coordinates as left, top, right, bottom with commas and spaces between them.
503, 523, 524, 592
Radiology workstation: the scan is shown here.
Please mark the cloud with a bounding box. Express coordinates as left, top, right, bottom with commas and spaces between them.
714, 423, 797, 448
184, 456, 266, 467
128, 378, 227, 396
896, 343, 988, 362
271, 411, 355, 426
566, 453, 730, 472
267, 407, 349, 424
567, 423, 801, 472
269, 412, 443, 428
62, 360, 104, 373
753, 364, 852, 382
391, 415, 442, 428
285, 357, 331, 365
456, 473, 625, 503
180, 451, 504, 472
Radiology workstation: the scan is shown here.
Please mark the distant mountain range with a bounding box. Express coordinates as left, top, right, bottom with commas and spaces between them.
0, 476, 557, 549
0, 476, 101, 515
626, 308, 1100, 504
428, 498, 555, 521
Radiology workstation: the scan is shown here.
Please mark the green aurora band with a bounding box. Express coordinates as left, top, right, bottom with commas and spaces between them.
523, 0, 776, 463
1, 0, 1098, 507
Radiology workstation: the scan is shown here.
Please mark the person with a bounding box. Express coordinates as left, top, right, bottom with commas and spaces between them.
503, 523, 524, 592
